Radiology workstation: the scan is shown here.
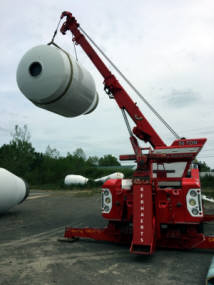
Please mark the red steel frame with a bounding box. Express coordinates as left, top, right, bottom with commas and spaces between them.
59, 11, 214, 254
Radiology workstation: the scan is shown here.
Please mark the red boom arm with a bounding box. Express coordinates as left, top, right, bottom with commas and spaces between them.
60, 12, 166, 160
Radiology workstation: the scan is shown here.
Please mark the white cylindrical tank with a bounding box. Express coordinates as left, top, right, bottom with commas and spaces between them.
64, 175, 89, 186
95, 172, 124, 183
16, 45, 98, 117
0, 168, 29, 214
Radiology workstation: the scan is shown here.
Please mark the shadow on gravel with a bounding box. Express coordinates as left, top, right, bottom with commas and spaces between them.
0, 210, 21, 219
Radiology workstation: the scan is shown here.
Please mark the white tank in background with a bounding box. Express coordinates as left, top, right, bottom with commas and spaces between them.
0, 168, 29, 214
64, 175, 89, 186
95, 172, 124, 183
16, 45, 98, 117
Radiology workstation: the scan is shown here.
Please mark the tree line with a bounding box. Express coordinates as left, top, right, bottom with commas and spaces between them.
0, 125, 213, 189
0, 125, 132, 187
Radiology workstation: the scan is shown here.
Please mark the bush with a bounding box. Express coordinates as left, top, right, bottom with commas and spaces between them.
201, 175, 214, 189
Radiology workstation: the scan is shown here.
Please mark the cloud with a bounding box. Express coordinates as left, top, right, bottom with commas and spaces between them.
163, 89, 201, 108
0, 126, 10, 134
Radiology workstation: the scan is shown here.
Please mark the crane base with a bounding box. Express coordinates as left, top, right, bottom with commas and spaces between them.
63, 222, 214, 254
64, 221, 132, 245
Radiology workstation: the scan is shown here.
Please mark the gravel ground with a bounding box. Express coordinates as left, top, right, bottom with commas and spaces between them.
0, 190, 213, 285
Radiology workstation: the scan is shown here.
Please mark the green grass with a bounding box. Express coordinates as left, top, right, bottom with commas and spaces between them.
30, 184, 63, 190
30, 180, 102, 191
72, 188, 100, 197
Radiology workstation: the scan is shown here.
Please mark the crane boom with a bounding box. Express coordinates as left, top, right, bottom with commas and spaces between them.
60, 11, 166, 156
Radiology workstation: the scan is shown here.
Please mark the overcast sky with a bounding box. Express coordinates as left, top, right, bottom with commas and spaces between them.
1, 0, 214, 167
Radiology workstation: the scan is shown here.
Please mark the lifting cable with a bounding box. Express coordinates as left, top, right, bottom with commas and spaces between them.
79, 27, 180, 140
49, 18, 180, 140
73, 39, 78, 62
121, 109, 132, 137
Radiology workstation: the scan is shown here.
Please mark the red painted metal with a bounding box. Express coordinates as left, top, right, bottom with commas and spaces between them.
59, 11, 214, 255
64, 222, 132, 244
130, 182, 155, 255
60, 11, 165, 152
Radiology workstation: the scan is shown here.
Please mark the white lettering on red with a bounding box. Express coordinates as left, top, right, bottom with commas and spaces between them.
139, 187, 144, 244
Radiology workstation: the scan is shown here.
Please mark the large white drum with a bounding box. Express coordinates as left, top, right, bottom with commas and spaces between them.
95, 172, 124, 182
0, 168, 29, 214
64, 175, 89, 185
16, 45, 98, 117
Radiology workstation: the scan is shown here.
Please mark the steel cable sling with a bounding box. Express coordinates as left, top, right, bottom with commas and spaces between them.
79, 27, 180, 140
49, 18, 180, 140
